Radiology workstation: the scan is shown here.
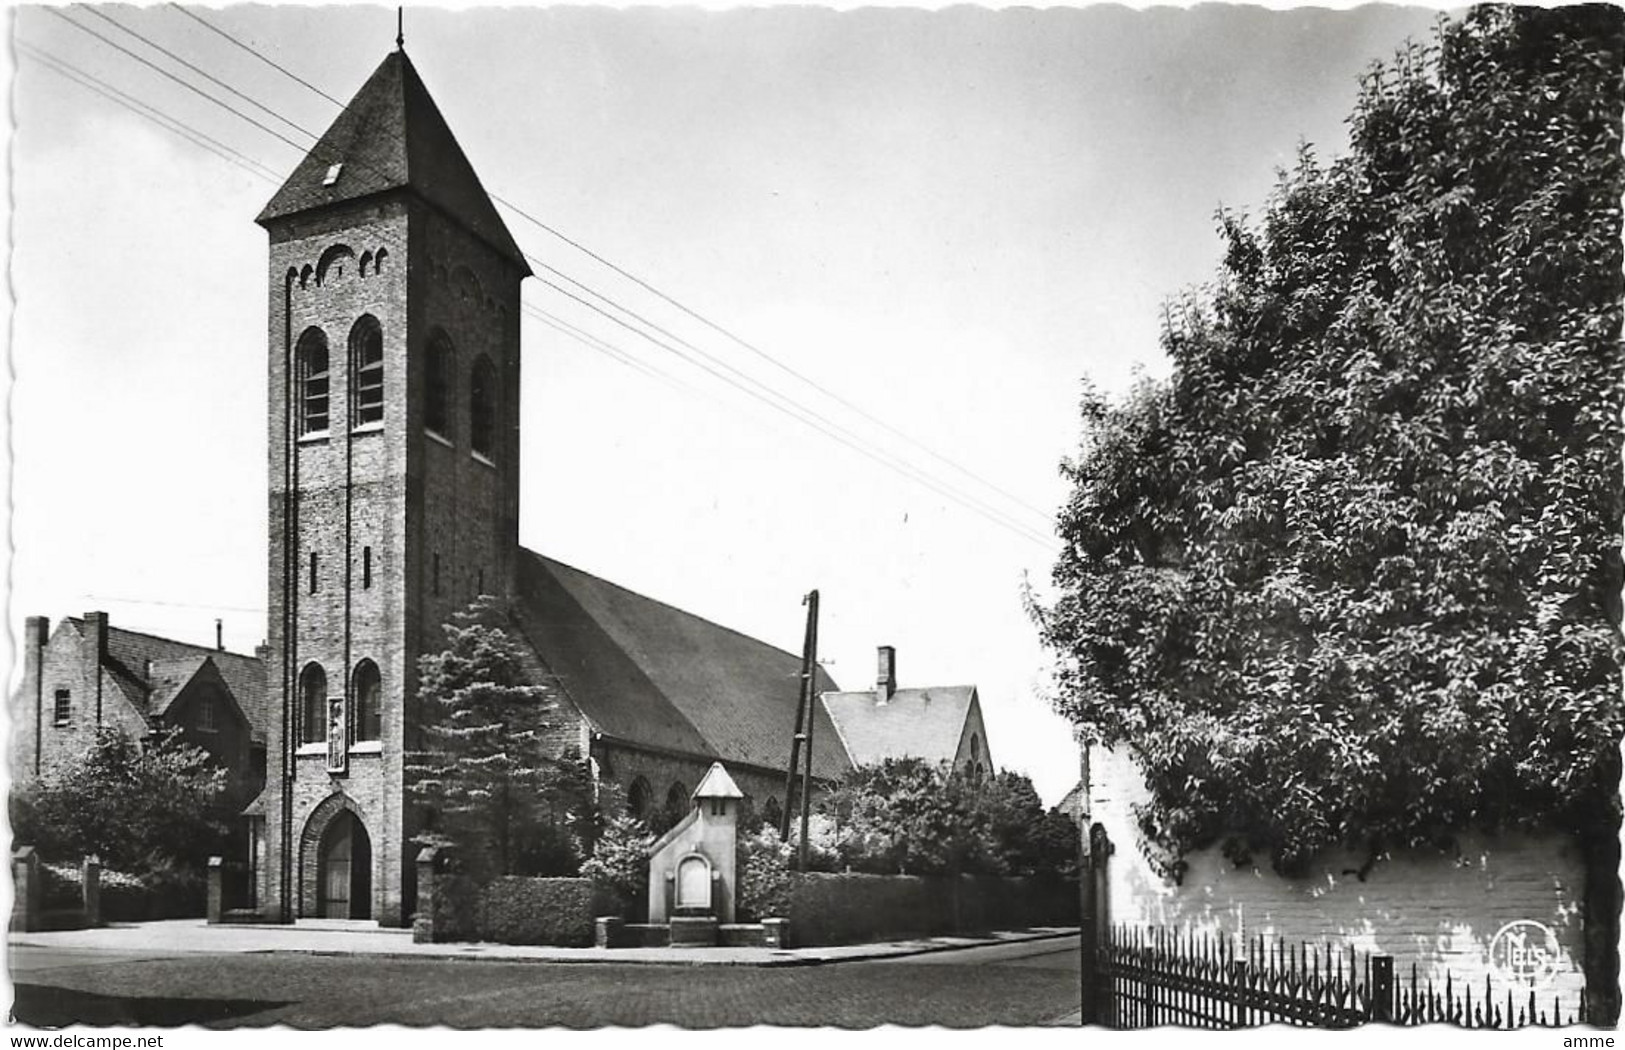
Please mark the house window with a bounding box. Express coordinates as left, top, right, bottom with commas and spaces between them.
52, 689, 70, 725
296, 329, 330, 436
363, 546, 373, 590
424, 330, 454, 439
300, 663, 327, 745
352, 660, 382, 743
350, 316, 384, 428
199, 696, 217, 733
470, 355, 496, 460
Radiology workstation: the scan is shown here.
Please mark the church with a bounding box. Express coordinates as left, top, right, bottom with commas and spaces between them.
13, 42, 994, 928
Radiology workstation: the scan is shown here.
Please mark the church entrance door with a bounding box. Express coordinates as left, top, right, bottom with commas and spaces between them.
317, 811, 372, 919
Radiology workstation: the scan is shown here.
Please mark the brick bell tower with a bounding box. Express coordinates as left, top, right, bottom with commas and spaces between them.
255, 46, 529, 925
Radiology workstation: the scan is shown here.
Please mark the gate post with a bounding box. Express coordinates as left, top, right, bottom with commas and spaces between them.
1371, 955, 1395, 1023
1081, 822, 1112, 1025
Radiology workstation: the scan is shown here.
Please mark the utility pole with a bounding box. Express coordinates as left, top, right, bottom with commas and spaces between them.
779, 589, 819, 855
797, 589, 820, 873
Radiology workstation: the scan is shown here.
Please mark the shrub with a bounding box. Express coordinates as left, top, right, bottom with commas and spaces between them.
737, 825, 793, 920
580, 815, 654, 920
100, 864, 207, 922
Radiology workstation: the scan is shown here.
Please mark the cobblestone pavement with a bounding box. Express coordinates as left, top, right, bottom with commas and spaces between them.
10, 937, 1081, 1028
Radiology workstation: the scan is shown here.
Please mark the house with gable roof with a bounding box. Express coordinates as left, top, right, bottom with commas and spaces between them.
820, 645, 994, 778
11, 612, 267, 802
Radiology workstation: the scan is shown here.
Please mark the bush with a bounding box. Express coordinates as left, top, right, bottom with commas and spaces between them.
579, 816, 654, 920
478, 877, 595, 946
737, 825, 793, 920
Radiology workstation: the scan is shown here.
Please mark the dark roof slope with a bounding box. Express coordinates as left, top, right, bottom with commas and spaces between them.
64, 618, 267, 739
821, 686, 977, 768
512, 551, 850, 778
256, 49, 529, 273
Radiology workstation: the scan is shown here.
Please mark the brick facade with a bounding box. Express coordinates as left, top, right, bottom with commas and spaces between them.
260, 189, 524, 924
9, 614, 263, 804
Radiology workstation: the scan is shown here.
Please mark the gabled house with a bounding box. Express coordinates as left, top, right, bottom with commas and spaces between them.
820, 645, 993, 777
11, 612, 268, 802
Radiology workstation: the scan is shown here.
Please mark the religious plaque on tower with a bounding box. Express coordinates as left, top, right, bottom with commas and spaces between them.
326, 696, 347, 775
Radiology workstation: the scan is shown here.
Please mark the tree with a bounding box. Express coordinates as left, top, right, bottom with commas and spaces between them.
407, 597, 583, 880
1034, 6, 1621, 999
11, 726, 231, 872
818, 759, 1075, 877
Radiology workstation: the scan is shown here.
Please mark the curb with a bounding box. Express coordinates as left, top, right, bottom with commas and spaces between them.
254, 927, 1081, 967
12, 927, 1079, 969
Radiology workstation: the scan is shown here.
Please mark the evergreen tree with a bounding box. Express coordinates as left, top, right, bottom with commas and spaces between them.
407, 597, 581, 879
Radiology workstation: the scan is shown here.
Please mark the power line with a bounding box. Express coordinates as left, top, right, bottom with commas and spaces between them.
76, 593, 267, 615
43, 13, 1060, 553
16, 41, 281, 183
76, 4, 313, 141
168, 3, 347, 109
157, 8, 1058, 534
45, 6, 309, 159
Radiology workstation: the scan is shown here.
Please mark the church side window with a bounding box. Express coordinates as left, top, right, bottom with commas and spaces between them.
352, 659, 381, 743
350, 316, 384, 428
470, 355, 496, 460
425, 330, 454, 439
296, 329, 330, 436
300, 663, 327, 745
627, 777, 652, 822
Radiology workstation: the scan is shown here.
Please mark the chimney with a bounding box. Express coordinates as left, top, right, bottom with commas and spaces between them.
82, 611, 109, 724
216, 618, 224, 652
24, 616, 48, 776
876, 645, 896, 702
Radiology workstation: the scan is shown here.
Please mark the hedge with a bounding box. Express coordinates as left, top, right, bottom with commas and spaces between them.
37, 862, 206, 923
785, 872, 1079, 947
430, 875, 602, 946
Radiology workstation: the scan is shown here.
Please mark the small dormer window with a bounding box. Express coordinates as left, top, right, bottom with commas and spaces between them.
323, 163, 344, 186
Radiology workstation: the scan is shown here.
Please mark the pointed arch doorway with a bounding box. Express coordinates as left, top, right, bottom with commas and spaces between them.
317, 810, 373, 919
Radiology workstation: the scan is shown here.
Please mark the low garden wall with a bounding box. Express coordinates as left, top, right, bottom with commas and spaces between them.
785, 872, 1080, 947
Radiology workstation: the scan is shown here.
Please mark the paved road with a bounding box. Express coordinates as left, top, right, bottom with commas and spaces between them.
9, 935, 1082, 1028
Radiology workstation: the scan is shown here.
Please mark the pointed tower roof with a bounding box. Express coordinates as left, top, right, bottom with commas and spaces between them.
257, 49, 530, 275
692, 762, 745, 800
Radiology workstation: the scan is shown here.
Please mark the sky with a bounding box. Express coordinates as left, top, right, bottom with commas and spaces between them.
6, 3, 1448, 805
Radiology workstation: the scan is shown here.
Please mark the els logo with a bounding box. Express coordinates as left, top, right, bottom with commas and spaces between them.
1488, 920, 1562, 988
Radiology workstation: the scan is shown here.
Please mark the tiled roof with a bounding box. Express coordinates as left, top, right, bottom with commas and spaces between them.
820, 685, 978, 768
256, 49, 529, 274
512, 550, 850, 778
63, 618, 267, 741
145, 656, 209, 718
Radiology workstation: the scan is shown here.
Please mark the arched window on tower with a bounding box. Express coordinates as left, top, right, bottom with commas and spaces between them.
350, 316, 384, 429
300, 662, 327, 745
352, 659, 381, 743
295, 329, 330, 436
470, 354, 497, 461
424, 330, 454, 439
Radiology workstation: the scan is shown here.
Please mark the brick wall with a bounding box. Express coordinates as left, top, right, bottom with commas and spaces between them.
262, 192, 525, 927
1087, 744, 1588, 1003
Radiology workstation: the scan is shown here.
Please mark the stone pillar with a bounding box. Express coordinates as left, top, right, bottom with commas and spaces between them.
207, 856, 224, 924
12, 847, 40, 933
763, 917, 790, 949
81, 855, 101, 927
412, 848, 438, 944
595, 916, 624, 949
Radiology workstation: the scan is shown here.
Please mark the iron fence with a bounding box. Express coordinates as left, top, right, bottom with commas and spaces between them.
1097, 925, 1588, 1029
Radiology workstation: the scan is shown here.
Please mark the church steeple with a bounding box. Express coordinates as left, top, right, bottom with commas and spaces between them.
257, 45, 527, 926
256, 49, 529, 275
